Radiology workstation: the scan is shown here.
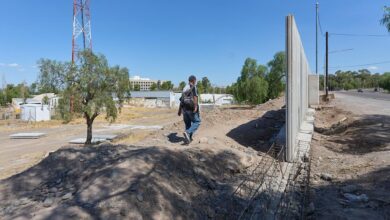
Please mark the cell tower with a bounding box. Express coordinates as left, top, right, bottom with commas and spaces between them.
72, 0, 92, 63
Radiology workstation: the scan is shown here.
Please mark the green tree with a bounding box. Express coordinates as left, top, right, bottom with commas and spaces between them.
232, 58, 269, 104
379, 72, 390, 92
266, 51, 285, 99
179, 81, 186, 91
161, 81, 174, 90
246, 76, 269, 104
42, 96, 49, 105
381, 6, 390, 32
58, 50, 130, 144
37, 59, 68, 94
201, 77, 211, 93
150, 82, 157, 91
134, 84, 141, 91
196, 81, 205, 94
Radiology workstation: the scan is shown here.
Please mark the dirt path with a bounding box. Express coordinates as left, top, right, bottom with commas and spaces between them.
308, 96, 390, 219
0, 108, 180, 180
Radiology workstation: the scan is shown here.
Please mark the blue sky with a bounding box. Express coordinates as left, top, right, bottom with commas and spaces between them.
0, 0, 389, 87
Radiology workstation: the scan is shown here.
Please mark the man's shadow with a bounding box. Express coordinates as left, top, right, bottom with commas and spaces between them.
167, 133, 186, 144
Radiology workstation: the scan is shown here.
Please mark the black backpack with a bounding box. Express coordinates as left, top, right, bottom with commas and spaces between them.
181, 86, 195, 110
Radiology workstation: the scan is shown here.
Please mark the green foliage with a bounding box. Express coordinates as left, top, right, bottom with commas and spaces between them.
150, 82, 157, 91
179, 81, 186, 91
266, 52, 285, 99
231, 57, 270, 105
246, 76, 269, 104
320, 69, 384, 91
201, 77, 211, 93
380, 72, 390, 92
42, 96, 49, 105
161, 81, 174, 90
42, 50, 130, 144
381, 6, 390, 32
196, 81, 204, 94
37, 59, 69, 93
134, 84, 141, 91
0, 83, 30, 106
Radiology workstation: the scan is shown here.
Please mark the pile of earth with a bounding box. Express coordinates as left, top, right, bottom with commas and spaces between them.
0, 144, 263, 220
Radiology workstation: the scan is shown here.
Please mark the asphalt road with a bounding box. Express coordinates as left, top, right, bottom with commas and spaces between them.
333, 91, 390, 116
336, 90, 390, 101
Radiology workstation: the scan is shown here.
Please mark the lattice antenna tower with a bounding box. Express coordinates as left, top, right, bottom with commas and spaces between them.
72, 0, 92, 63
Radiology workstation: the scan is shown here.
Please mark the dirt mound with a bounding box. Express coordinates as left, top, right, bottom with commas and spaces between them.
0, 144, 257, 219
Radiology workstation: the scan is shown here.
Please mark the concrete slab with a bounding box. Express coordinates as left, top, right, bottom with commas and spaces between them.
10, 133, 46, 139
300, 121, 314, 134
297, 132, 312, 142
94, 124, 163, 132
306, 116, 315, 123
93, 134, 117, 140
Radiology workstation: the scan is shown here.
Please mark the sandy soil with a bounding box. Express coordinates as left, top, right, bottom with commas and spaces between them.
0, 98, 286, 219
0, 107, 180, 180
308, 100, 390, 219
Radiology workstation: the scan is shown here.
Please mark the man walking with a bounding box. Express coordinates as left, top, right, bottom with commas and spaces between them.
178, 75, 201, 144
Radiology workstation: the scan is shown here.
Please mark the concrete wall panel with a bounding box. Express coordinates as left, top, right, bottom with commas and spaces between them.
286, 15, 312, 162
309, 75, 320, 106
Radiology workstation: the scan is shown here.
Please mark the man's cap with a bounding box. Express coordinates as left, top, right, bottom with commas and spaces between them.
188, 75, 196, 82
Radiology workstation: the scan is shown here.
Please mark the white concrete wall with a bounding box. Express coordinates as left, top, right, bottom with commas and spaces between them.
286, 15, 312, 162
309, 75, 320, 106
200, 94, 234, 105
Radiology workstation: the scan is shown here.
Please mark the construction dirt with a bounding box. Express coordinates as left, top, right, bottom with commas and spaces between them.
0, 98, 287, 219
308, 104, 390, 219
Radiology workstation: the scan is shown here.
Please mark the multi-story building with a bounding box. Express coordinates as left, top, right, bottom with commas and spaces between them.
129, 75, 166, 91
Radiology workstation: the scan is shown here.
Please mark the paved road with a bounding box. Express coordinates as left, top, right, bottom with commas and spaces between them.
336, 90, 390, 101
333, 91, 390, 116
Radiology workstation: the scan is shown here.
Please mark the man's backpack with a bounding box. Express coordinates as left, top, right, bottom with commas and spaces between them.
182, 86, 195, 111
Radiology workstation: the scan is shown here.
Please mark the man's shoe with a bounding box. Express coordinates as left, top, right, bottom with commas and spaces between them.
183, 132, 190, 144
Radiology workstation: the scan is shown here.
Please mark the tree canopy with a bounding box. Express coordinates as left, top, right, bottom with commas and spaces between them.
380, 6, 390, 32
42, 50, 130, 144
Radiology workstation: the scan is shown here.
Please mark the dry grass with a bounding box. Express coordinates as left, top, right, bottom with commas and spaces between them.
114, 131, 152, 145
0, 107, 149, 132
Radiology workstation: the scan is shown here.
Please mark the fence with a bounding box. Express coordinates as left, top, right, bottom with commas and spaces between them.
285, 15, 312, 162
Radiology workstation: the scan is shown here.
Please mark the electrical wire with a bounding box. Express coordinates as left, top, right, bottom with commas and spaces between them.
329, 33, 390, 37
329, 60, 390, 69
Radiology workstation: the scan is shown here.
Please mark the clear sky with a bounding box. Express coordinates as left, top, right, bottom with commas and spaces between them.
0, 0, 389, 87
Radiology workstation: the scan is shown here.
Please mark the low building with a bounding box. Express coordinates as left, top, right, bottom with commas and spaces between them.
20, 104, 51, 121
129, 91, 176, 108
32, 93, 60, 110
12, 98, 42, 114
200, 94, 234, 105
130, 75, 166, 91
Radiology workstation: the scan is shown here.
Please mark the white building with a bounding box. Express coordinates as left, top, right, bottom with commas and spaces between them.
200, 94, 234, 105
20, 104, 51, 121
129, 91, 176, 108
130, 75, 166, 91
33, 93, 60, 110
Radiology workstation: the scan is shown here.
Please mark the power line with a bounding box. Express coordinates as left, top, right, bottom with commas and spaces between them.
329, 60, 390, 69
329, 33, 390, 37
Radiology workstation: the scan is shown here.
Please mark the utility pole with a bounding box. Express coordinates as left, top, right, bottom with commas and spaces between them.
316, 1, 319, 74
325, 31, 329, 98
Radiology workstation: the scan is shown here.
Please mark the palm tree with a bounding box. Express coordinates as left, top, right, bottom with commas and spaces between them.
380, 6, 390, 32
